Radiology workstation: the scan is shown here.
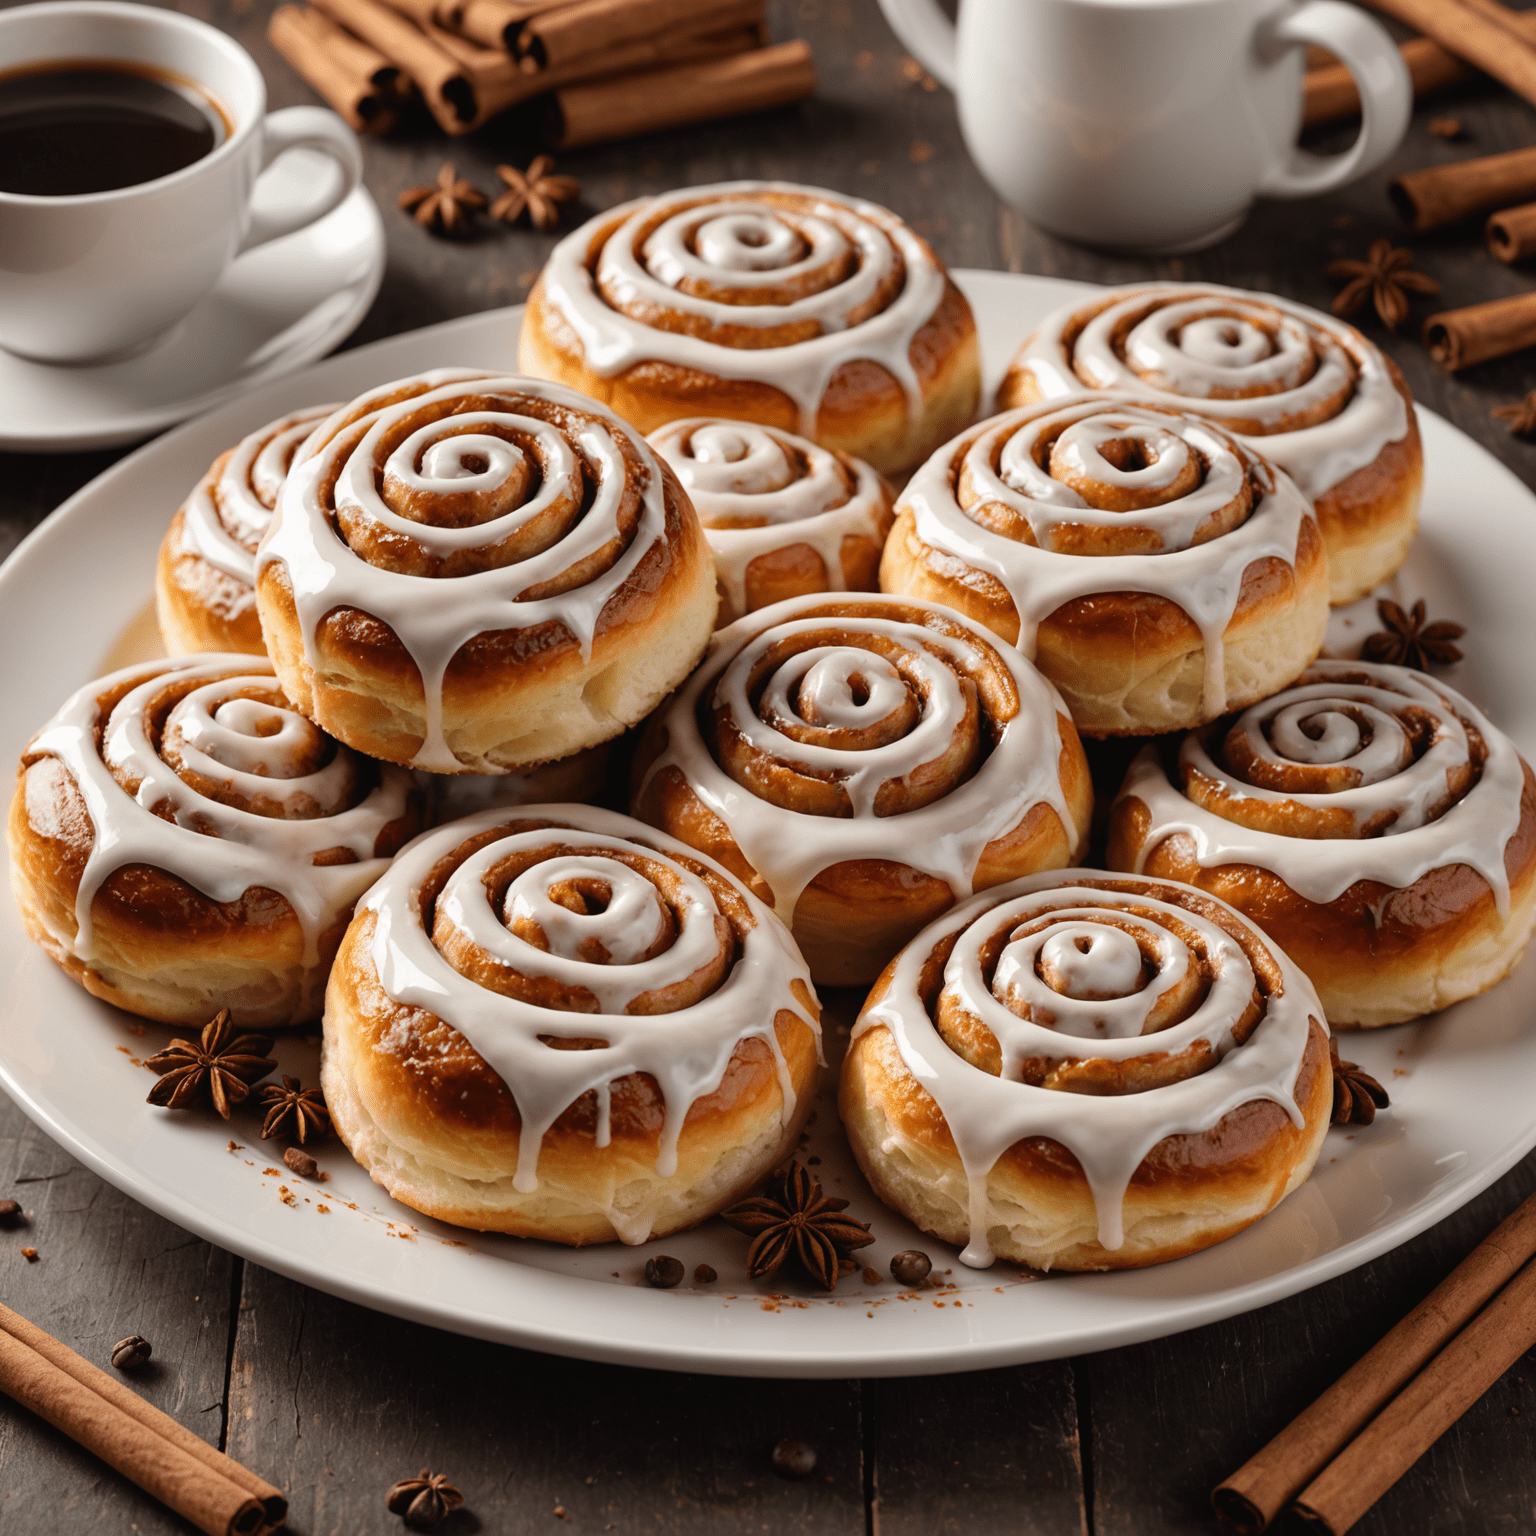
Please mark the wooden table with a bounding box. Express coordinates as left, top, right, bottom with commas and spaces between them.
2, 2, 1535, 1530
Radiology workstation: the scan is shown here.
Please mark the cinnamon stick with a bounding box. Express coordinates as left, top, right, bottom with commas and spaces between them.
1303, 37, 1469, 128
311, 0, 476, 129
545, 37, 813, 148
1487, 201, 1536, 261
1290, 1254, 1536, 1534
0, 1301, 285, 1536
436, 0, 581, 53
1365, 0, 1536, 109
1423, 292, 1536, 369
520, 0, 755, 68
1212, 1190, 1536, 1532
268, 5, 402, 132
1391, 145, 1536, 232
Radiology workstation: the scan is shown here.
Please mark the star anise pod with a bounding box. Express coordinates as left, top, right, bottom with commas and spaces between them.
144, 1011, 276, 1119
490, 156, 580, 231
256, 1075, 332, 1144
1331, 1038, 1390, 1126
386, 1469, 464, 1529
398, 163, 486, 237
1493, 391, 1536, 439
720, 1160, 874, 1292
1324, 239, 1440, 332
1361, 597, 1465, 671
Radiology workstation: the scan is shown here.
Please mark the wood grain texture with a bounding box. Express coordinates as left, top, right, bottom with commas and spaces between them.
1, 0, 1536, 1531
227, 1259, 868, 1534
0, 1093, 238, 1534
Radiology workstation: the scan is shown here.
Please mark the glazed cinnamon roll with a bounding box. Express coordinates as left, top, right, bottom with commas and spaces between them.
519, 181, 980, 475
1106, 661, 1536, 1028
7, 655, 421, 1029
648, 418, 894, 626
630, 593, 1094, 986
156, 405, 335, 656
881, 397, 1330, 736
256, 370, 718, 775
323, 805, 821, 1244
841, 872, 1332, 1271
999, 284, 1421, 605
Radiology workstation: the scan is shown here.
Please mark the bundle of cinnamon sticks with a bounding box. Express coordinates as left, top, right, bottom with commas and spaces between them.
268, 0, 814, 143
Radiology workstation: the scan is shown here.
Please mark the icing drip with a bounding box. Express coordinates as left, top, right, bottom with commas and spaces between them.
180, 406, 336, 585
902, 398, 1315, 717
855, 873, 1319, 1266
361, 805, 819, 1209
24, 655, 415, 1013
258, 371, 673, 774
648, 418, 890, 620
637, 594, 1084, 923
1119, 660, 1529, 918
540, 182, 948, 436
1011, 284, 1410, 500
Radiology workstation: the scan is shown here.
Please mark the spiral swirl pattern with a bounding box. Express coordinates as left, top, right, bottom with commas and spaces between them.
537, 182, 949, 437
23, 654, 418, 995
178, 405, 335, 588
1002, 283, 1409, 501
898, 398, 1318, 720
1117, 660, 1529, 915
855, 873, 1320, 1263
359, 806, 818, 1198
259, 370, 685, 773
648, 417, 891, 621
636, 595, 1086, 934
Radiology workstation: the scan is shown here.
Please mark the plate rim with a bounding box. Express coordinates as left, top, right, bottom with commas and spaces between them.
3, 269, 1534, 1377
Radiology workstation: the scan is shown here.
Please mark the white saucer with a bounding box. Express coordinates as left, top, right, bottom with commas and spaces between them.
0, 150, 385, 454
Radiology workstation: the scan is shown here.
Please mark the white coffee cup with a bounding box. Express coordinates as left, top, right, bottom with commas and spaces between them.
876, 0, 1411, 253
0, 0, 363, 364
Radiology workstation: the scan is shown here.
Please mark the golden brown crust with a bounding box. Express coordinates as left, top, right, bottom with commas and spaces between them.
1106, 761, 1536, 1028
155, 499, 267, 657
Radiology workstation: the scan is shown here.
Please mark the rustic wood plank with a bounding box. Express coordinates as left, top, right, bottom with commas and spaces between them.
226, 1259, 868, 1535
1086, 1149, 1536, 1536
867, 1361, 1085, 1536
0, 1092, 239, 1534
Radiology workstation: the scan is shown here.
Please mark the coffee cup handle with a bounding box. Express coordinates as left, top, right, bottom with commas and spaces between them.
1257, 0, 1410, 199
872, 0, 956, 90
237, 107, 364, 255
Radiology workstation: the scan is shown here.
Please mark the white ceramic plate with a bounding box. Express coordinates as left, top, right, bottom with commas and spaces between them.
1, 272, 1533, 1379
0, 151, 385, 454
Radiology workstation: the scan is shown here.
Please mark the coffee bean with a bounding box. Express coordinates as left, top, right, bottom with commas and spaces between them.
890, 1249, 932, 1287
644, 1255, 684, 1288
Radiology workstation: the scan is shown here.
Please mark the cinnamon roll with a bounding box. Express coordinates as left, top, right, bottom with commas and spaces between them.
1000, 284, 1422, 605
156, 405, 334, 656
7, 655, 421, 1029
630, 593, 1094, 986
841, 872, 1332, 1271
648, 418, 894, 627
255, 370, 718, 775
881, 397, 1330, 736
322, 805, 821, 1244
1106, 661, 1536, 1028
518, 181, 980, 476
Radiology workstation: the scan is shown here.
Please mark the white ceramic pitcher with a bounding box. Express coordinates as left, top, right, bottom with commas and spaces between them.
876, 0, 1411, 252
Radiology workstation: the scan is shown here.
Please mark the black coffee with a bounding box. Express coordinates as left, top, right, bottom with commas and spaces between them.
0, 62, 225, 196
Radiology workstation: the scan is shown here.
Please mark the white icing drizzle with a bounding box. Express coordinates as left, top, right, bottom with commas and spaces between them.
179, 406, 337, 585
648, 417, 890, 620
540, 182, 948, 436
24, 655, 415, 1013
901, 398, 1317, 718
258, 371, 675, 774
1010, 283, 1409, 500
360, 804, 819, 1213
1117, 660, 1529, 918
854, 872, 1320, 1267
636, 593, 1085, 924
